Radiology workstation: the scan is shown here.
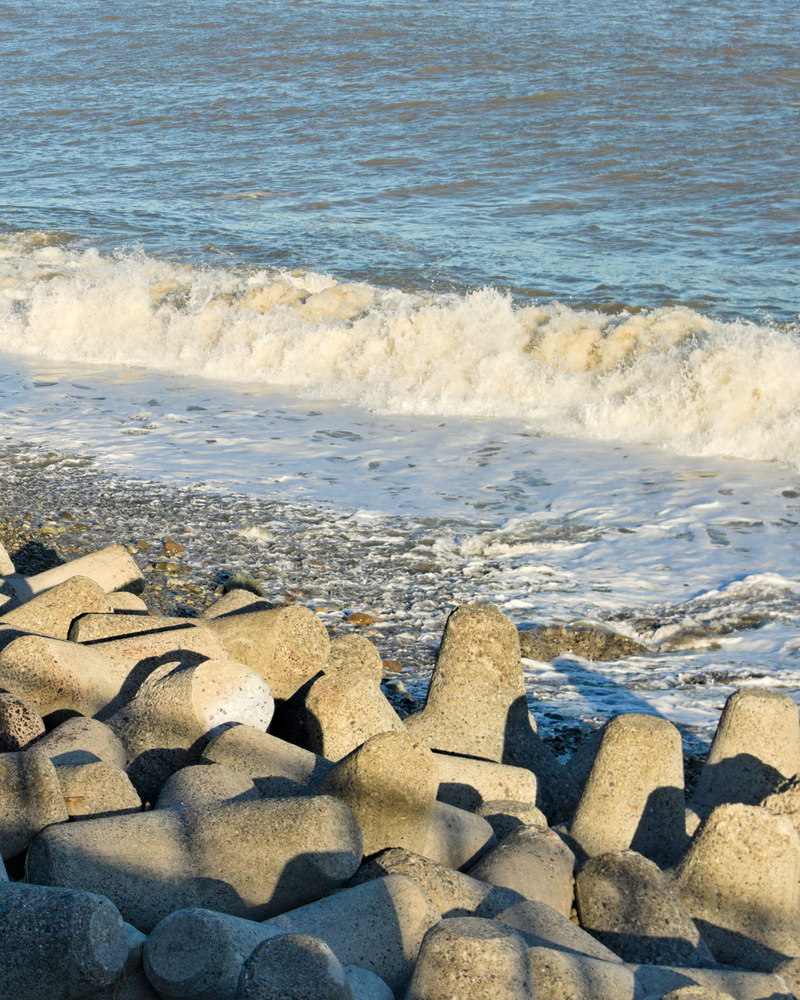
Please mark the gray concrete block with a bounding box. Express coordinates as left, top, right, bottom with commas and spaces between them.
405, 916, 531, 1000
56, 760, 142, 819
690, 689, 800, 821
467, 824, 575, 917
235, 933, 354, 1000
301, 669, 405, 761
313, 730, 439, 856
569, 713, 687, 867
1, 575, 113, 640
1, 544, 143, 606
675, 803, 800, 970
204, 604, 330, 701
156, 763, 261, 811
631, 963, 795, 1000
0, 880, 129, 999
0, 690, 46, 751
527, 946, 639, 1000
27, 794, 363, 932
405, 604, 578, 822
476, 798, 548, 840
203, 723, 333, 796
106, 657, 274, 761
30, 715, 128, 767
0, 750, 69, 857
144, 875, 439, 998
0, 634, 129, 717
433, 751, 538, 813
575, 850, 714, 966
422, 800, 497, 870
348, 847, 526, 918
496, 898, 624, 963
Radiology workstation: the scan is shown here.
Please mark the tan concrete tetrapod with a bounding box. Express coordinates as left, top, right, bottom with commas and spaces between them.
0, 544, 143, 607
27, 794, 363, 932
433, 751, 538, 813
405, 917, 531, 1000
313, 730, 439, 856
203, 604, 330, 700
404, 604, 578, 821
569, 713, 687, 867
690, 688, 800, 821
675, 803, 800, 970
0, 751, 68, 857
0, 575, 113, 641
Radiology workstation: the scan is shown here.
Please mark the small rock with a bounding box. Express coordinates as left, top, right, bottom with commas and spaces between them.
519, 624, 646, 662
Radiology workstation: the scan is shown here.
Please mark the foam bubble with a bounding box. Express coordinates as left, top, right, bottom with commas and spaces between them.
2, 232, 799, 468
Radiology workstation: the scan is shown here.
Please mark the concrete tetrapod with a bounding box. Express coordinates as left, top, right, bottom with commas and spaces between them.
574, 850, 715, 967
0, 544, 143, 607
675, 802, 800, 970
0, 880, 129, 1000
0, 750, 69, 857
569, 713, 687, 867
405, 917, 531, 1000
404, 604, 578, 821
0, 575, 113, 641
144, 874, 439, 998
234, 934, 354, 1000
689, 689, 800, 822
312, 730, 439, 856
27, 794, 363, 932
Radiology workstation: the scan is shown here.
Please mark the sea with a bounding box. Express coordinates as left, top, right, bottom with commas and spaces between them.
1, 0, 799, 752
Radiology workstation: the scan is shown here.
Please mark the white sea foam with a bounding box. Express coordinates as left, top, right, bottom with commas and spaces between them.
2, 233, 799, 469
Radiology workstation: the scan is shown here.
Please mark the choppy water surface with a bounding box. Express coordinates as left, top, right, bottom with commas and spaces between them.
1, 0, 798, 318
1, 0, 799, 747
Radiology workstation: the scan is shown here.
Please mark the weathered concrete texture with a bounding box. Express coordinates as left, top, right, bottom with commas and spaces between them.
0, 539, 15, 574
203, 723, 333, 796
675, 803, 800, 970
107, 657, 274, 761
569, 713, 687, 867
1, 575, 113, 640
203, 604, 330, 701
476, 799, 548, 840
631, 963, 795, 1000
156, 763, 261, 811
406, 917, 531, 1000
0, 880, 129, 1000
69, 612, 204, 642
342, 965, 394, 1000
0, 634, 128, 717
404, 604, 578, 821
300, 669, 405, 761
107, 591, 149, 613
85, 922, 160, 999
527, 946, 639, 1000
30, 715, 128, 767
27, 794, 363, 932
433, 751, 538, 813
313, 730, 439, 856
519, 623, 647, 662
760, 773, 800, 834
422, 800, 496, 870
772, 957, 800, 1000
657, 988, 736, 1000
467, 825, 575, 917
327, 634, 385, 685
200, 589, 270, 619
575, 850, 715, 967
496, 898, 624, 963
0, 750, 69, 857
144, 875, 439, 998
1, 544, 143, 606
348, 847, 526, 918
235, 934, 354, 1000
690, 689, 800, 821
0, 690, 46, 750
56, 760, 142, 819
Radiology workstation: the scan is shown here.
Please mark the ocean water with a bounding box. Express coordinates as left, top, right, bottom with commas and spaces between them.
1, 0, 799, 749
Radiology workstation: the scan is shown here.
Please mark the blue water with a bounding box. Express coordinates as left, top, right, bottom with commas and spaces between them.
1, 0, 798, 320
